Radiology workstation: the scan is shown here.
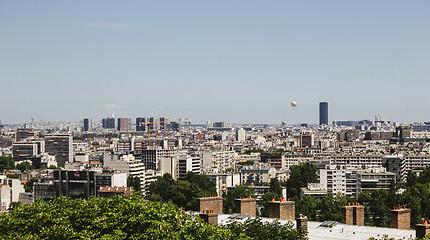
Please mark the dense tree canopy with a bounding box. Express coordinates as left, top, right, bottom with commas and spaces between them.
147, 172, 217, 210
259, 178, 284, 217
0, 156, 14, 171
225, 218, 306, 240
286, 162, 318, 198
0, 194, 239, 240
127, 175, 141, 192
0, 194, 306, 240
223, 184, 254, 214
16, 161, 35, 171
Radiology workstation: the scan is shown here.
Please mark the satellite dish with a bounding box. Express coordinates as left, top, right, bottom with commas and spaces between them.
291, 101, 297, 107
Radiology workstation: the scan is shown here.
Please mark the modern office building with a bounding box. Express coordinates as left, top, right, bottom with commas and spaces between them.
159, 117, 166, 130
319, 102, 329, 125
102, 117, 115, 129
83, 118, 92, 132
15, 128, 35, 142
136, 117, 147, 132
12, 142, 38, 161
45, 134, 73, 167
117, 118, 131, 132
148, 117, 158, 131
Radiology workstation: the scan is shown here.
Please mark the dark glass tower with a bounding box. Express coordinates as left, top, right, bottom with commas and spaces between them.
83, 118, 92, 132
319, 102, 328, 125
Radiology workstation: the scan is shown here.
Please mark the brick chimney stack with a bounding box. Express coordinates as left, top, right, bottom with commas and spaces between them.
390, 206, 411, 229
198, 195, 223, 214
342, 202, 364, 226
235, 196, 256, 216
416, 219, 430, 238
268, 197, 295, 220
199, 210, 218, 226
296, 214, 308, 236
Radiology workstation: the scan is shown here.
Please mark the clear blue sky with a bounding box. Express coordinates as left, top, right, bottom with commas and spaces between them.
1, 1, 429, 124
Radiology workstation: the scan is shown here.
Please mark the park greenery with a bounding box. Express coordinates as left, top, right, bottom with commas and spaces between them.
0, 194, 240, 240
0, 156, 14, 171
0, 194, 306, 240
223, 184, 255, 213
147, 172, 217, 210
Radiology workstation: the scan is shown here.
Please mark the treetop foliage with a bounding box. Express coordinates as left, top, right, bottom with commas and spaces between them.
0, 156, 14, 171
286, 162, 318, 198
0, 194, 306, 240
0, 194, 239, 240
147, 172, 217, 211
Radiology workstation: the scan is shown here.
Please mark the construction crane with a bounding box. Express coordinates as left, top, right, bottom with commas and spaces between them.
183, 119, 191, 137
138, 120, 175, 148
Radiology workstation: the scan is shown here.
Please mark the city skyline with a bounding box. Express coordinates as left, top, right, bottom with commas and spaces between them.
1, 1, 429, 124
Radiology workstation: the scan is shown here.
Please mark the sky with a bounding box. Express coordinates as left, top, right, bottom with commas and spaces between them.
1, 1, 429, 125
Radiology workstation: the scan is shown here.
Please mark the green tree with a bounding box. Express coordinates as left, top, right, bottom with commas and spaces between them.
286, 162, 318, 198
407, 170, 418, 187
0, 194, 242, 239
127, 175, 142, 193
148, 173, 217, 211
16, 162, 35, 171
269, 178, 282, 197
259, 192, 279, 217
368, 189, 391, 227
259, 178, 284, 217
317, 193, 348, 222
223, 184, 254, 213
357, 190, 373, 225
0, 156, 14, 171
224, 217, 306, 240
296, 195, 318, 220
418, 167, 430, 184
183, 171, 216, 194
24, 179, 37, 192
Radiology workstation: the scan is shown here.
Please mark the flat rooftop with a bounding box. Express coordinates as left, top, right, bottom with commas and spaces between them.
216, 214, 415, 240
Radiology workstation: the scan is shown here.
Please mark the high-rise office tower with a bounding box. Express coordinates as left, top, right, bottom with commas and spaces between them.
148, 117, 158, 131
45, 134, 73, 167
102, 117, 115, 129
117, 118, 131, 132
319, 102, 328, 125
159, 117, 166, 130
83, 118, 92, 132
136, 117, 147, 132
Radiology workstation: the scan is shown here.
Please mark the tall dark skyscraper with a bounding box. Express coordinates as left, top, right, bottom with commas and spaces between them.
136, 117, 147, 131
83, 118, 92, 132
319, 102, 328, 125
102, 117, 115, 129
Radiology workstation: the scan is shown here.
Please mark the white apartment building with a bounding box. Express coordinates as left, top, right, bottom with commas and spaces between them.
0, 177, 25, 211
201, 150, 237, 173
319, 165, 360, 198
103, 153, 146, 192
329, 154, 383, 168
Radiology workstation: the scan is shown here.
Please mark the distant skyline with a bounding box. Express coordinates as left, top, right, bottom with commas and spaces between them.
1, 1, 429, 124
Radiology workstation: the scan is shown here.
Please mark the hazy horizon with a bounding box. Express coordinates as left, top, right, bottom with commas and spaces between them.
1, 1, 429, 125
